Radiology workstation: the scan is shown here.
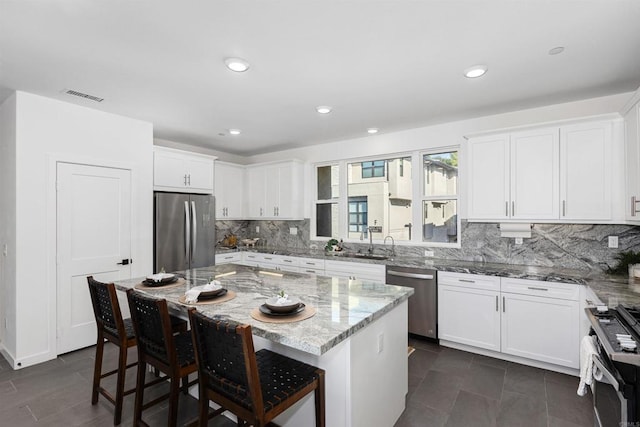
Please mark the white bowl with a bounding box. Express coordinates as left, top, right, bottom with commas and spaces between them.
146, 273, 175, 283
265, 296, 301, 313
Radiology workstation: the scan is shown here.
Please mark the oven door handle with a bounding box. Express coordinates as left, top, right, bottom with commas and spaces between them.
592, 354, 620, 390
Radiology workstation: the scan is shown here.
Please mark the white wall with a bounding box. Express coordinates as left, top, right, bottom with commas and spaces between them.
3, 91, 153, 368
0, 93, 17, 355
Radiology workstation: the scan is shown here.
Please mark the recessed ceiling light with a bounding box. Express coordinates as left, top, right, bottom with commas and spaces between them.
224, 58, 250, 72
548, 46, 565, 55
464, 65, 488, 78
316, 106, 332, 114
367, 128, 379, 134
229, 129, 241, 135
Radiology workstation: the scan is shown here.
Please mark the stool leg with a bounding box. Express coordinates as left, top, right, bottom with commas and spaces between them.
198, 383, 209, 427
134, 360, 147, 426
91, 332, 104, 405
168, 376, 181, 427
315, 371, 326, 427
113, 344, 128, 425
182, 374, 189, 394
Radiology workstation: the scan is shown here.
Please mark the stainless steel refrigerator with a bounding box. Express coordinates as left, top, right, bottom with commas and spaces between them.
154, 192, 215, 273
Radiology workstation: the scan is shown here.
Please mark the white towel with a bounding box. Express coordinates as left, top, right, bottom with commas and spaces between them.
577, 335, 603, 396
185, 280, 221, 303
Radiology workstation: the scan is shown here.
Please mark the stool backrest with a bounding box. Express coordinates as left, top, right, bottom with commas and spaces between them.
87, 276, 125, 339
188, 309, 263, 413
127, 290, 175, 365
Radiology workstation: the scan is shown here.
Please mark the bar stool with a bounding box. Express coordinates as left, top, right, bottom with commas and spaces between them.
188, 308, 326, 427
126, 289, 200, 427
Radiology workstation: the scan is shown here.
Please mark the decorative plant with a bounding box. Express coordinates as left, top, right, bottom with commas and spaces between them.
606, 250, 640, 275
324, 238, 339, 252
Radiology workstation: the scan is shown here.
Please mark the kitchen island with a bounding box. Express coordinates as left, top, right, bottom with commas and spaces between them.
115, 264, 413, 427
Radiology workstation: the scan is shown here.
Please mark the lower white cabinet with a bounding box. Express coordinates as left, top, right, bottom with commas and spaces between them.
215, 252, 242, 264
438, 272, 580, 369
324, 260, 386, 283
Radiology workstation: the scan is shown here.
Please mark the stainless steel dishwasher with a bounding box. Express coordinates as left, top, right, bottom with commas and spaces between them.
386, 266, 437, 339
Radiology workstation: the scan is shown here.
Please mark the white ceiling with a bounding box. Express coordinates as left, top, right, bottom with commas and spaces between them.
1, 1, 639, 155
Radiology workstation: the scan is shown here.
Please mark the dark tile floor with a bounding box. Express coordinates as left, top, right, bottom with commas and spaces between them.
0, 338, 593, 426
395, 337, 594, 427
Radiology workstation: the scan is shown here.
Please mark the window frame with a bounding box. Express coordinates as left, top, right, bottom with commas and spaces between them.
312, 146, 461, 248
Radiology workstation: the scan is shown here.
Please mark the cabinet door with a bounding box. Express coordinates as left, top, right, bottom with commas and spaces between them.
154, 150, 189, 189
438, 284, 501, 351
215, 163, 244, 218
467, 134, 510, 220
560, 122, 612, 221
246, 167, 266, 218
276, 165, 294, 217
501, 292, 579, 368
265, 166, 280, 218
626, 104, 640, 221
510, 128, 559, 219
186, 157, 214, 192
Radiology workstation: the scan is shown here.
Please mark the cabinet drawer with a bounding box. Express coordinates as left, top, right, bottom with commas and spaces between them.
437, 272, 501, 292
298, 258, 326, 269
501, 278, 580, 301
215, 253, 241, 264
300, 267, 324, 275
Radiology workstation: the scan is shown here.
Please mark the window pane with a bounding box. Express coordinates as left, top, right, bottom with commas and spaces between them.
317, 165, 339, 200
422, 200, 457, 243
348, 156, 412, 241
424, 151, 458, 197
316, 203, 338, 237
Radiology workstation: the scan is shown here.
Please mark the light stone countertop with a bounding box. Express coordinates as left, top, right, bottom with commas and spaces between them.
114, 264, 414, 356
220, 247, 640, 306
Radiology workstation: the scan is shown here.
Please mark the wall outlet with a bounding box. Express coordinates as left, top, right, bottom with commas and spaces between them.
424, 250, 434, 257
289, 227, 297, 235
255, 226, 260, 233
515, 237, 523, 245
377, 333, 384, 354
608, 235, 619, 248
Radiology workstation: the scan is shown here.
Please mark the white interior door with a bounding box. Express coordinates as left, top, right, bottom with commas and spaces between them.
56, 162, 132, 354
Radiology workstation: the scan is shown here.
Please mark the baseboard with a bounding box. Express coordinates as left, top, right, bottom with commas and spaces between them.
0, 345, 57, 370
439, 340, 580, 377
0, 345, 17, 369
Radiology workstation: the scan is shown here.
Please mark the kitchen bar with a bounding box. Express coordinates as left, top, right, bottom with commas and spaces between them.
114, 264, 414, 427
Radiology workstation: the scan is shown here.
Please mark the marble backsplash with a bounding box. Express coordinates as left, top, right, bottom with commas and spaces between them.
216, 219, 640, 272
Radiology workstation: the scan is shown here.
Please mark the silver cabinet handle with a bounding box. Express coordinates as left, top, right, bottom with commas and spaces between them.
283, 259, 293, 263
387, 270, 434, 280
632, 196, 640, 217
459, 279, 475, 283
187, 174, 191, 186
260, 207, 263, 216
505, 201, 508, 216
184, 174, 188, 186
527, 286, 548, 291
495, 295, 499, 312
562, 200, 566, 217
264, 256, 273, 260
191, 201, 197, 259
503, 296, 505, 312
512, 201, 515, 216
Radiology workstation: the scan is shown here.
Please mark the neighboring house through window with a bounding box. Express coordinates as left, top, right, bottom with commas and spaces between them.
361, 160, 385, 178
348, 196, 368, 233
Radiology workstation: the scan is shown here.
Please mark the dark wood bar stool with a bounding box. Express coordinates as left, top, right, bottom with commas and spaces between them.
127, 289, 200, 427
188, 308, 326, 427
87, 277, 187, 425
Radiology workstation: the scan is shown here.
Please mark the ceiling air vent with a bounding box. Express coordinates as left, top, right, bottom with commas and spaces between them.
63, 89, 104, 103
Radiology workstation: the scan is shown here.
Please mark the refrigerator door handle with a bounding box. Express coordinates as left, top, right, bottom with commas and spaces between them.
184, 201, 190, 261
191, 201, 197, 259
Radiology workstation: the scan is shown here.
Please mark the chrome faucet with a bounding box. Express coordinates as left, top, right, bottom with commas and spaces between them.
368, 227, 375, 254
383, 235, 396, 257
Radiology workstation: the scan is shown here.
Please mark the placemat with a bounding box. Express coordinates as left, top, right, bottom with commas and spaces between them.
250, 305, 317, 323
177, 290, 236, 305
134, 277, 186, 290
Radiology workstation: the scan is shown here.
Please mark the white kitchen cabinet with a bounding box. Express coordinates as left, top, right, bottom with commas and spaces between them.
467, 117, 621, 223
298, 257, 326, 275
624, 92, 640, 222
214, 162, 245, 219
501, 279, 580, 369
153, 146, 215, 193
560, 121, 612, 221
246, 161, 303, 219
438, 272, 501, 351
215, 252, 242, 264
324, 260, 385, 282
438, 272, 580, 369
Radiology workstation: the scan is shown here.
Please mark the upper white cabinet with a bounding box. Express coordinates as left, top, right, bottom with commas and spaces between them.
154, 146, 215, 194
246, 160, 304, 219
624, 92, 640, 222
467, 118, 618, 223
215, 162, 245, 219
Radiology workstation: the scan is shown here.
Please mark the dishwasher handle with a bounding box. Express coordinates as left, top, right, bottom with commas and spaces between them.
387, 270, 434, 280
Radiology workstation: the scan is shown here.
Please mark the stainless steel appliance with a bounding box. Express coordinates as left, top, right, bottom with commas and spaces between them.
385, 266, 437, 339
154, 192, 215, 273
585, 305, 640, 427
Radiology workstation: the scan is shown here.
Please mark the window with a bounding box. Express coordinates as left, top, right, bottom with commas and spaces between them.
315, 164, 339, 238
348, 197, 368, 233
422, 151, 458, 244
361, 160, 386, 178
